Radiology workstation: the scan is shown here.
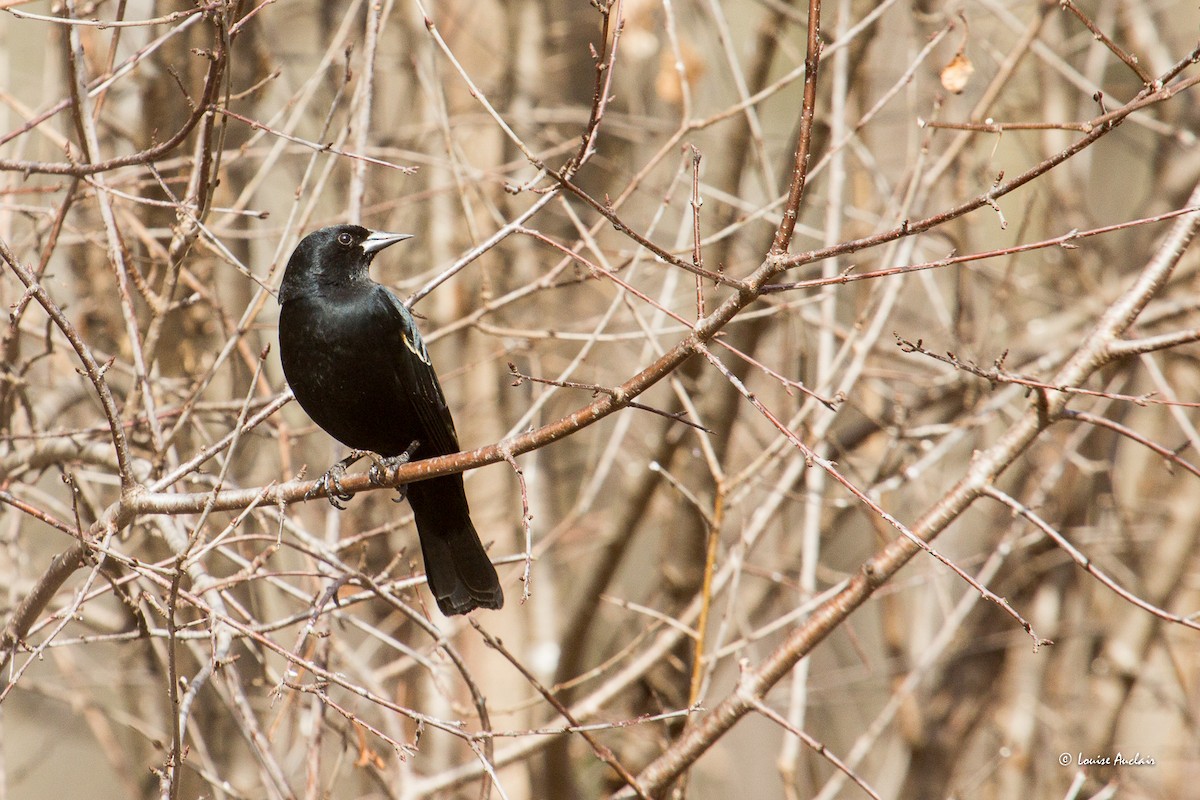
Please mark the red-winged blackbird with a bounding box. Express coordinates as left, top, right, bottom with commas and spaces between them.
278, 224, 503, 615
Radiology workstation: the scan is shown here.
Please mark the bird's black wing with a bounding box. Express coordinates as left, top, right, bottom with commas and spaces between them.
374, 286, 462, 457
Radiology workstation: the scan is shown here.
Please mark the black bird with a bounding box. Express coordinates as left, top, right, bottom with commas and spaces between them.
278, 224, 503, 615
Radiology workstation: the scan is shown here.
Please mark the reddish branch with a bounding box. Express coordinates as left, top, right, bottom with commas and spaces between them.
4, 3, 1200, 796
615, 176, 1200, 799
772, 57, 1200, 272
769, 0, 823, 255
0, 51, 223, 176
4, 0, 1193, 688
1, 240, 136, 490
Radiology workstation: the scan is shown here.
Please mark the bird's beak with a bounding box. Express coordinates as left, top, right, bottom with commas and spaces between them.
362, 230, 414, 255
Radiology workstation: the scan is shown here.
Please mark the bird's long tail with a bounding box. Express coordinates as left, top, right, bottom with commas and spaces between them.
406, 476, 504, 615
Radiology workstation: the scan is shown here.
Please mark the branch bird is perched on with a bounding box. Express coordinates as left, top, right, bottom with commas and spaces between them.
278, 224, 504, 616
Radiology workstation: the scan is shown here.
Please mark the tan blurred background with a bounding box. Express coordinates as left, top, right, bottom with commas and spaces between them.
1, 0, 1198, 798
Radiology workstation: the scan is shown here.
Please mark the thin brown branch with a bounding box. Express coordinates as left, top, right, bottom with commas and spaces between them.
617, 164, 1200, 800
769, 0, 823, 254
763, 204, 1200, 292
983, 485, 1200, 631
1058, 0, 1155, 85
774, 66, 1200, 272
470, 619, 652, 800
746, 691, 882, 800
0, 238, 135, 489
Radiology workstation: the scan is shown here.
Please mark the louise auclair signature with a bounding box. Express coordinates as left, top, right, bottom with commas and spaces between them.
1059, 752, 1156, 767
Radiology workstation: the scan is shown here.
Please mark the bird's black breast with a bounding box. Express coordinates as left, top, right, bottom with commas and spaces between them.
279, 285, 460, 459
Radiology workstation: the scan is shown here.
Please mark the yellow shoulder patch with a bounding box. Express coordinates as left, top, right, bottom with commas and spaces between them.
402, 333, 431, 365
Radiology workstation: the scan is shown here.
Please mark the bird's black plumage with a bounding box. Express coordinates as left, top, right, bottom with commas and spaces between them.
278, 224, 503, 615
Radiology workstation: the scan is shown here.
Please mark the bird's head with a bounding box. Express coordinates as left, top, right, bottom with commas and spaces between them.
279, 224, 413, 303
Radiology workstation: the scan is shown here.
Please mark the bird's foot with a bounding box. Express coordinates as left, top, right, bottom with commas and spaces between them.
307, 450, 369, 509
368, 441, 420, 503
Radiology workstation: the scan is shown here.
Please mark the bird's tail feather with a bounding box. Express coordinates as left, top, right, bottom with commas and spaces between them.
407, 477, 504, 616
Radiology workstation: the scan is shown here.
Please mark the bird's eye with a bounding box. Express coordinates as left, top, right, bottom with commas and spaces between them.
337, 232, 354, 246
